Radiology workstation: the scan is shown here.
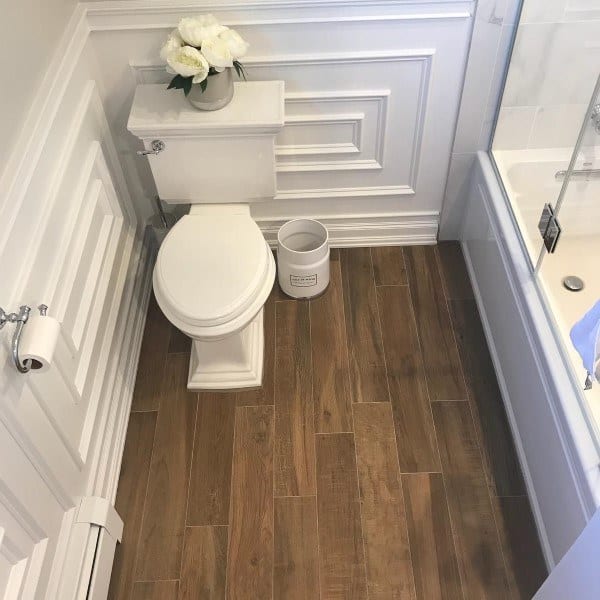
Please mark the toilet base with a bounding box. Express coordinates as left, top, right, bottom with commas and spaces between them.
187, 309, 264, 390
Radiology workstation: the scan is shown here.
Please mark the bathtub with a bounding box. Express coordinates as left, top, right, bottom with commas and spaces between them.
460, 152, 600, 570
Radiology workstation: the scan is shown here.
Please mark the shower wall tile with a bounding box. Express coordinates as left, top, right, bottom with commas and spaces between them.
493, 106, 536, 150
527, 104, 588, 149
520, 0, 568, 23
478, 22, 518, 149
503, 20, 600, 108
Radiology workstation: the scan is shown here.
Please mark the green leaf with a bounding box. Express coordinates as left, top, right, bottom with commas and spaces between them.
182, 76, 193, 96
200, 78, 208, 93
233, 61, 247, 81
167, 74, 186, 90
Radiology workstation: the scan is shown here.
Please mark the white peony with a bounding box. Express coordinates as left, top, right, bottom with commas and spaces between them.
178, 15, 226, 47
219, 28, 249, 60
200, 36, 233, 69
166, 46, 210, 83
160, 29, 184, 62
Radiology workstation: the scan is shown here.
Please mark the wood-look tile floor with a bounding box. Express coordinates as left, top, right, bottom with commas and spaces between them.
109, 243, 547, 600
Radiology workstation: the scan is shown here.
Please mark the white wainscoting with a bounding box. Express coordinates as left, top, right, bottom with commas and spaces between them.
85, 0, 475, 244
0, 7, 153, 598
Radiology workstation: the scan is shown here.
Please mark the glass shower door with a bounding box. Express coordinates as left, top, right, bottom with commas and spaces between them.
536, 72, 600, 431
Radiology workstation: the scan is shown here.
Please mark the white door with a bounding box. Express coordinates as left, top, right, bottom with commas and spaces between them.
0, 71, 137, 598
534, 509, 600, 599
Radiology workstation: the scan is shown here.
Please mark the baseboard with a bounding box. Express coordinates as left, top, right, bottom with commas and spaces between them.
257, 212, 438, 247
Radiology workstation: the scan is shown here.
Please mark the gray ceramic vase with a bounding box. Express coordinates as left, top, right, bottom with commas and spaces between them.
187, 69, 234, 111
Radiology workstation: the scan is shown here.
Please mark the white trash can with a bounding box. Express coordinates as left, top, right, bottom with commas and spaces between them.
277, 219, 330, 299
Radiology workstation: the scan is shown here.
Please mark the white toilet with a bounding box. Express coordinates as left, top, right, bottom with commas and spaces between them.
128, 81, 285, 390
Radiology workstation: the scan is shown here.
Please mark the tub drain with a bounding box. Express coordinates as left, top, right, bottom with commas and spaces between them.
562, 275, 585, 292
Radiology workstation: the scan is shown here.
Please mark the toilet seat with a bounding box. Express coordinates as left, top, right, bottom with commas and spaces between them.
153, 213, 274, 337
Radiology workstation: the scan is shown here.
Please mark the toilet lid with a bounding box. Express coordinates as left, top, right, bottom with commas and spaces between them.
154, 214, 269, 328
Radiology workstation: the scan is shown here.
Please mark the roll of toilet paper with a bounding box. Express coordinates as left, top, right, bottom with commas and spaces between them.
18, 314, 60, 372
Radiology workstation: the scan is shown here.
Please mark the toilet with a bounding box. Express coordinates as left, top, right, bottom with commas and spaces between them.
128, 81, 285, 390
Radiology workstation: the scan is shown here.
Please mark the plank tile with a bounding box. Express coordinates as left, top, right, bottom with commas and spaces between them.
353, 403, 415, 600
131, 294, 171, 411
227, 406, 274, 600
494, 496, 547, 600
432, 401, 509, 599
377, 285, 440, 472
311, 254, 353, 432
371, 246, 408, 286
402, 473, 463, 600
316, 433, 368, 599
187, 393, 236, 526
449, 298, 525, 496
437, 242, 474, 301
168, 323, 191, 354
404, 246, 467, 401
340, 248, 389, 404
108, 411, 156, 600
131, 581, 179, 600
135, 354, 197, 580
236, 288, 277, 406
180, 526, 228, 600
274, 301, 316, 496
274, 496, 320, 599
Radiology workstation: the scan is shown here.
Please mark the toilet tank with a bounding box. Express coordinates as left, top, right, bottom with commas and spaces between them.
128, 81, 284, 203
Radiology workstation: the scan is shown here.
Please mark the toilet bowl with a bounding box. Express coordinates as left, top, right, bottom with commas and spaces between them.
153, 205, 275, 389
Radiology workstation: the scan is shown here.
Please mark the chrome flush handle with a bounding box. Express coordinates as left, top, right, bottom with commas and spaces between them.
137, 139, 165, 156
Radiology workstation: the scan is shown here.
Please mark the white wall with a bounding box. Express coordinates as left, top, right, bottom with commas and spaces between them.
0, 0, 78, 172
84, 0, 474, 245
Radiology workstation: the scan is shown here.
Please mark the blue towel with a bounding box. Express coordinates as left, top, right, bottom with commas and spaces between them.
570, 300, 600, 384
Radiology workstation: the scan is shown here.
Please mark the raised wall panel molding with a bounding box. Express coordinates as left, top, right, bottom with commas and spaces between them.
274, 185, 416, 199
130, 51, 429, 190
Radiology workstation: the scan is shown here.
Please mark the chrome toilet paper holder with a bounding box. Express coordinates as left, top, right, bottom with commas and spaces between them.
0, 304, 47, 373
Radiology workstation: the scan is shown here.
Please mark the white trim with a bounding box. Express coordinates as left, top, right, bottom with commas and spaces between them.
274, 185, 416, 199
257, 212, 438, 246
83, 0, 472, 30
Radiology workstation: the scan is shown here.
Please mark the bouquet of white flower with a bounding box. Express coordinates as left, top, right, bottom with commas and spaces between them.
161, 15, 249, 97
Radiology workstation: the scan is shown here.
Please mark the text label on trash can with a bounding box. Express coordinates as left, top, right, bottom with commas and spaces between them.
290, 274, 318, 287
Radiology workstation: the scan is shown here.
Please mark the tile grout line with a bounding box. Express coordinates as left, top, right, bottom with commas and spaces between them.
403, 255, 444, 473
432, 244, 471, 405
465, 398, 515, 594
368, 247, 392, 405
307, 297, 323, 600
430, 412, 468, 600
349, 417, 370, 600
130, 367, 164, 585
369, 247, 418, 597
335, 252, 357, 438
404, 249, 465, 598
177, 390, 200, 584
223, 400, 240, 600
436, 247, 517, 591
271, 293, 278, 600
